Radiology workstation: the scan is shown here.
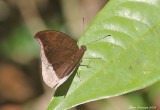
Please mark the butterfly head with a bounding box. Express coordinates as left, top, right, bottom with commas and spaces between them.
80, 45, 87, 51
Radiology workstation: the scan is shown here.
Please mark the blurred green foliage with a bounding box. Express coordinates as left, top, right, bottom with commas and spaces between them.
1, 24, 39, 62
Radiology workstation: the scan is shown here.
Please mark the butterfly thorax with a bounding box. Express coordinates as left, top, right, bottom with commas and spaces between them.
70, 45, 87, 62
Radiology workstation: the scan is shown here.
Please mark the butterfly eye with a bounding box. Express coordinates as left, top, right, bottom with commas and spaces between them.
81, 45, 87, 51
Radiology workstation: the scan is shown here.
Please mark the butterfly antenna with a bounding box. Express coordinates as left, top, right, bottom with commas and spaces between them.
86, 35, 111, 46
83, 18, 85, 45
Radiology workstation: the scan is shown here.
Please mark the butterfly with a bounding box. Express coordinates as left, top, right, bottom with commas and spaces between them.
34, 30, 87, 88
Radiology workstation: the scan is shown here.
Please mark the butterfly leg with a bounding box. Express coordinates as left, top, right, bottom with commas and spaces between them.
77, 71, 82, 81
80, 58, 91, 68
77, 67, 82, 81
81, 57, 102, 68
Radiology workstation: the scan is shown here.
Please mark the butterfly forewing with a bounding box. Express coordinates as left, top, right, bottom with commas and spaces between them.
35, 31, 79, 71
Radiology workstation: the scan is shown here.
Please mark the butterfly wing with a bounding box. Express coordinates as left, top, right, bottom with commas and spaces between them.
34, 30, 79, 87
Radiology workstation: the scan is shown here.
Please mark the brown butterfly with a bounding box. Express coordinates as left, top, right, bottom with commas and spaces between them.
34, 30, 87, 88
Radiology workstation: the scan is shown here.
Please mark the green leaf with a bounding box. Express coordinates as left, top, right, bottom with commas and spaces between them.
1, 24, 39, 62
48, 0, 160, 109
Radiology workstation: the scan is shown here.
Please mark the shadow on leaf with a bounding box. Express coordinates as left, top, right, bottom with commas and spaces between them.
54, 67, 78, 96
